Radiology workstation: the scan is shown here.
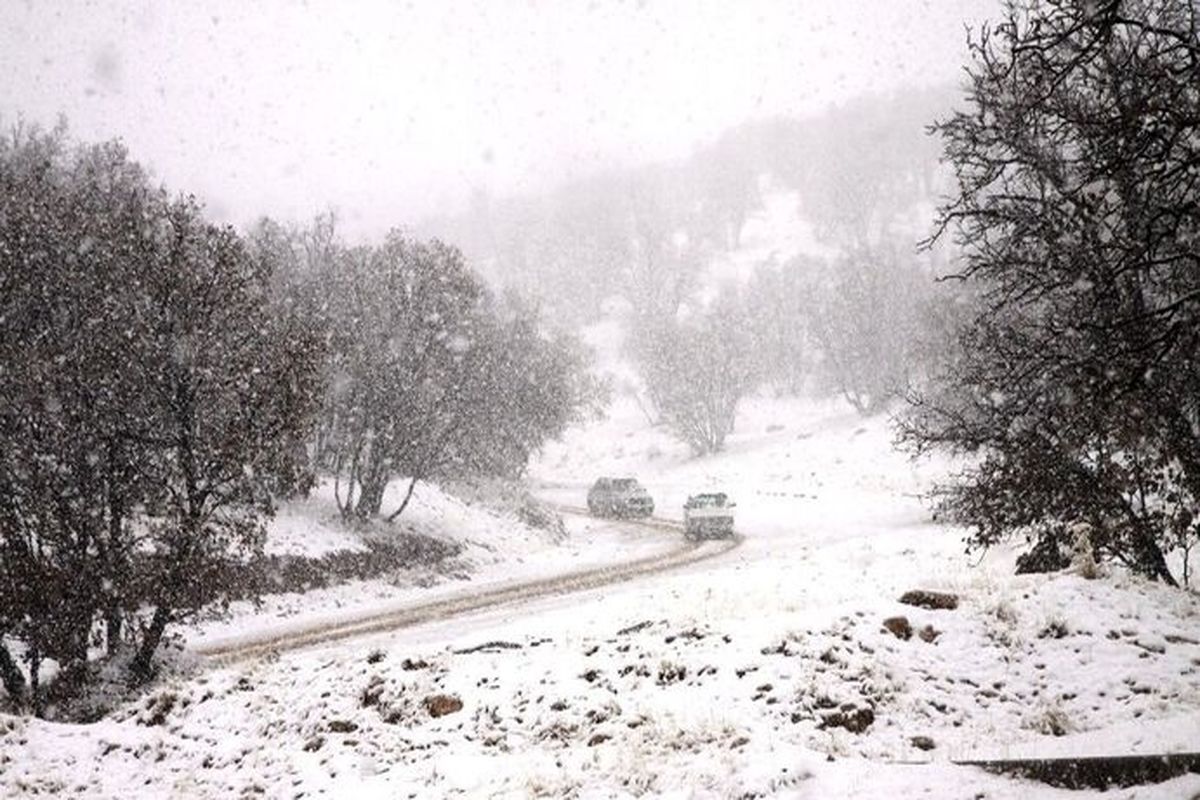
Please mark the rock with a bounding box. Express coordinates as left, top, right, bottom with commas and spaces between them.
587, 733, 611, 746
664, 628, 705, 644
360, 679, 384, 707
141, 692, 177, 726
302, 736, 325, 752
819, 706, 875, 734
1165, 633, 1199, 645
918, 625, 941, 643
911, 735, 936, 751
423, 694, 463, 718
656, 661, 687, 685
327, 719, 358, 733
366, 649, 386, 664
883, 616, 913, 640
762, 640, 796, 656
1038, 620, 1069, 640
899, 590, 960, 611
454, 641, 522, 655
401, 658, 429, 671
617, 620, 654, 636
1131, 640, 1166, 657
585, 707, 614, 724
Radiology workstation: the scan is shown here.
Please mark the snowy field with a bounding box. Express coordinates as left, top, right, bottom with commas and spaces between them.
2, 392, 1198, 798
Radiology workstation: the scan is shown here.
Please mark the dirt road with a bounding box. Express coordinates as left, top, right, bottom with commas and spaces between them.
197, 506, 741, 664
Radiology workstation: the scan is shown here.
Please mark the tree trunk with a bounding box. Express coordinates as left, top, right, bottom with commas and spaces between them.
55, 631, 90, 699
1134, 528, 1178, 587
355, 446, 390, 519
0, 640, 26, 703
105, 607, 123, 655
104, 511, 125, 656
387, 475, 421, 522
29, 645, 43, 718
130, 606, 171, 683
104, 439, 127, 656
356, 472, 387, 519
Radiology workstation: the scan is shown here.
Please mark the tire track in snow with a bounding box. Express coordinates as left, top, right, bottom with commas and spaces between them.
197, 506, 741, 665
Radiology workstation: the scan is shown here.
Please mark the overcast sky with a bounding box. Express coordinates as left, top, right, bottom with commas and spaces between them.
0, 0, 997, 241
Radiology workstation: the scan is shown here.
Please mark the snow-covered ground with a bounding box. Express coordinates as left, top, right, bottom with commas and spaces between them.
190, 477, 679, 652
2, 387, 1198, 798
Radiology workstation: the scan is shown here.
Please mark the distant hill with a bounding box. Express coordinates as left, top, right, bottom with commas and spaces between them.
419, 83, 960, 321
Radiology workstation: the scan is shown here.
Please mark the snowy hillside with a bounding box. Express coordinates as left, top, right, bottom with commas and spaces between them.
3, 393, 1197, 798
701, 184, 838, 289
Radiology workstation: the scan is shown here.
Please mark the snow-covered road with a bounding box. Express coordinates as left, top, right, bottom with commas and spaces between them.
196, 508, 741, 664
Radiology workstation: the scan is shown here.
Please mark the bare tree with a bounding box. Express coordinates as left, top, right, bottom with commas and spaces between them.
312, 236, 603, 522
632, 293, 758, 455
127, 197, 322, 679
811, 245, 931, 414
743, 256, 820, 395
900, 0, 1200, 585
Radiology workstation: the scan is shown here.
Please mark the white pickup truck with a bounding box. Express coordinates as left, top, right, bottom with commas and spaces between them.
683, 493, 736, 539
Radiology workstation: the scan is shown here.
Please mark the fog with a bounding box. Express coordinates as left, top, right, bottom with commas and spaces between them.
1, 0, 994, 241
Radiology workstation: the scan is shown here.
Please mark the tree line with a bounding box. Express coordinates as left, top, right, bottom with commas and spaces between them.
0, 124, 600, 714
622, 91, 956, 455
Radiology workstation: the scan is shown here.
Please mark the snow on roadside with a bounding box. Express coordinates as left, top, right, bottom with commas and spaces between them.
187, 474, 685, 652
264, 477, 553, 561
188, 510, 677, 653
264, 490, 368, 558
